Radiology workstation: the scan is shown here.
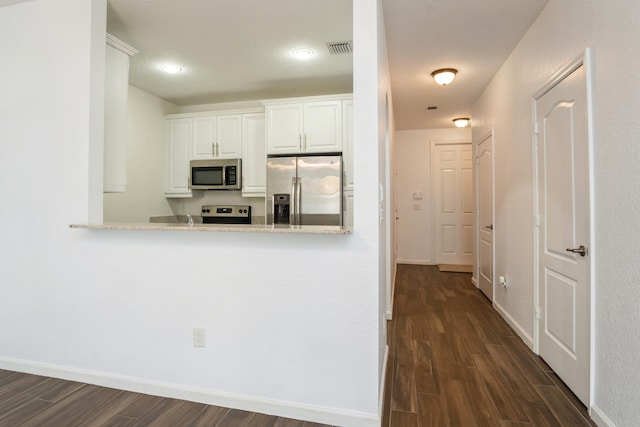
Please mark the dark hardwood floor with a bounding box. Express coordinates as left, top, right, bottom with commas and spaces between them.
1, 264, 596, 426
382, 264, 596, 427
0, 369, 332, 426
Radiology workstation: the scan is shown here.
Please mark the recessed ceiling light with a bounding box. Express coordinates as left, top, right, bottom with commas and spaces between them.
160, 64, 183, 74
292, 48, 314, 60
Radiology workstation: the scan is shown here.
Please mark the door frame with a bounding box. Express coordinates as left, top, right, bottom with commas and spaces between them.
532, 49, 595, 408
430, 139, 472, 265
473, 130, 495, 301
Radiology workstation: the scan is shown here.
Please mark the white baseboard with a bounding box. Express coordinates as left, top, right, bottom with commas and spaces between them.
471, 276, 478, 288
0, 356, 379, 427
396, 259, 435, 265
590, 404, 616, 427
493, 301, 534, 348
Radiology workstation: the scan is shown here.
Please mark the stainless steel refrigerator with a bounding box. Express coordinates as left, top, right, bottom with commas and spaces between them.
267, 154, 343, 226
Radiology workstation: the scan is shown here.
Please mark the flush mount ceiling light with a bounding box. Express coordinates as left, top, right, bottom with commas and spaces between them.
431, 68, 458, 86
453, 117, 470, 128
160, 64, 183, 74
292, 48, 314, 60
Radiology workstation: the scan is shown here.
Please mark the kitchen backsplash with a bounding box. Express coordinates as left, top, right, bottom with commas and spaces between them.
167, 192, 266, 219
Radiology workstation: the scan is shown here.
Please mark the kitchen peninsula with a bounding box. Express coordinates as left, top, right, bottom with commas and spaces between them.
100, 92, 354, 232
70, 222, 351, 234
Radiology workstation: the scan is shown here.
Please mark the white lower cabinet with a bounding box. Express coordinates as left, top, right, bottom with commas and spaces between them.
165, 118, 194, 197
241, 113, 266, 197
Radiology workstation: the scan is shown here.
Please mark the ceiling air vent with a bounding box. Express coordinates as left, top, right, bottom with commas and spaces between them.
327, 41, 353, 55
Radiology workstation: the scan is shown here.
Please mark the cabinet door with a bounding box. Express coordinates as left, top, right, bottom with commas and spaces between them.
166, 118, 193, 195
216, 114, 242, 158
241, 113, 266, 197
304, 100, 342, 153
192, 116, 216, 159
266, 103, 304, 154
342, 99, 354, 191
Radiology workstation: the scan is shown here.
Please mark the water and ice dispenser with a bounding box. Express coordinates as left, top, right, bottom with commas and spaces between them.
273, 194, 290, 224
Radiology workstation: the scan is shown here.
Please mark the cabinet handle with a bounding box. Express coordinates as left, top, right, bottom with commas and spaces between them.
216, 143, 219, 157
304, 133, 307, 151
211, 143, 215, 156
299, 134, 302, 151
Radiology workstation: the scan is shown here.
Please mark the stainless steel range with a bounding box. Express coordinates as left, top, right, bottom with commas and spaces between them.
201, 205, 251, 224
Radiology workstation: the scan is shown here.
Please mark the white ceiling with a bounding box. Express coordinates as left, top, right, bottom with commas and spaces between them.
383, 0, 548, 129
106, 0, 548, 130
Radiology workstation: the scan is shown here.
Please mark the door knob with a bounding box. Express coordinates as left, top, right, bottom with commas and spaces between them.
566, 245, 588, 257
484, 224, 493, 230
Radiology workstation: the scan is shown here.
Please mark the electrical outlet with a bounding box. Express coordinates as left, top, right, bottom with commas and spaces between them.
193, 328, 205, 347
499, 276, 508, 288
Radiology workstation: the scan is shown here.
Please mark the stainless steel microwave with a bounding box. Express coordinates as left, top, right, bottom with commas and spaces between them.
190, 159, 241, 190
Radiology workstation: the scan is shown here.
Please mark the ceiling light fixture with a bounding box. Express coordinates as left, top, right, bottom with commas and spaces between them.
292, 48, 314, 60
160, 64, 183, 74
431, 68, 458, 86
453, 117, 470, 128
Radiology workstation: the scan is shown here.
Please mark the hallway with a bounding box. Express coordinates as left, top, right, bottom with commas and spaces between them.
382, 265, 595, 426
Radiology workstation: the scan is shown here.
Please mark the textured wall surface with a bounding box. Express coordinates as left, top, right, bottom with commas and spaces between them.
472, 0, 640, 424
395, 128, 472, 264
0, 0, 386, 425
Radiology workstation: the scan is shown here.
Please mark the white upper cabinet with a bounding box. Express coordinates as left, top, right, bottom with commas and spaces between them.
165, 118, 193, 197
264, 95, 348, 155
192, 114, 242, 160
216, 114, 242, 158
103, 34, 138, 193
265, 103, 304, 154
304, 100, 342, 153
241, 113, 266, 197
192, 116, 216, 159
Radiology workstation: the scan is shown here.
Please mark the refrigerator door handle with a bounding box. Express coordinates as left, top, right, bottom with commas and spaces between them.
296, 177, 302, 225
290, 177, 297, 225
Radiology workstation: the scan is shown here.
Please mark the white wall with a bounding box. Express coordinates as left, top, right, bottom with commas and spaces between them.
472, 0, 640, 425
0, 0, 386, 425
395, 128, 471, 264
103, 86, 178, 222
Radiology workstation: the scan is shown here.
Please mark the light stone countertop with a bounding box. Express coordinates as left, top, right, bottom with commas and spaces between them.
69, 222, 352, 234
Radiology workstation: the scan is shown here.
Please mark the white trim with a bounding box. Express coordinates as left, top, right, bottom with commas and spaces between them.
396, 259, 435, 265
584, 48, 597, 412
386, 264, 397, 320
0, 357, 379, 427
590, 405, 616, 427
106, 33, 139, 56
378, 345, 389, 422
532, 48, 594, 407
471, 276, 479, 288
0, 0, 33, 7
260, 93, 353, 106
494, 301, 534, 349
165, 107, 265, 120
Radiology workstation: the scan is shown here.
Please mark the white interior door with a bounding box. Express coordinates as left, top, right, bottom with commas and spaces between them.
433, 142, 473, 265
477, 134, 493, 300
536, 62, 591, 405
